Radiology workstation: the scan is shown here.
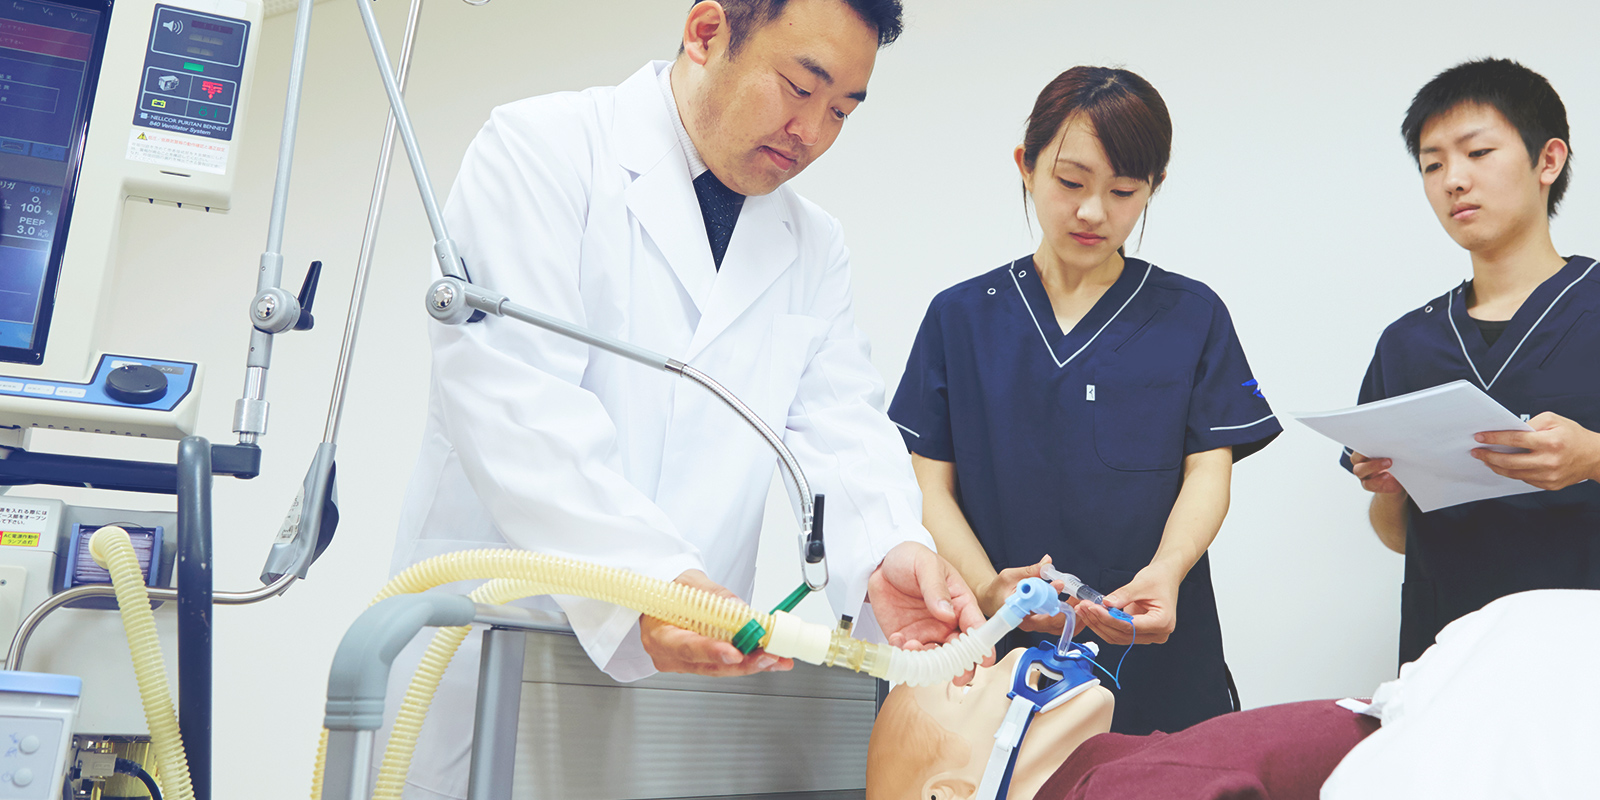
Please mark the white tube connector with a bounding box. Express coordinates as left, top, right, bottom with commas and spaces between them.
765, 611, 832, 665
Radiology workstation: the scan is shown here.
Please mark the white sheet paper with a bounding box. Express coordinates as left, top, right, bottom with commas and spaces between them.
1293, 380, 1539, 512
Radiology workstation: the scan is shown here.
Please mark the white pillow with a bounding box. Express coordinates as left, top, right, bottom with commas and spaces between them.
1321, 589, 1600, 799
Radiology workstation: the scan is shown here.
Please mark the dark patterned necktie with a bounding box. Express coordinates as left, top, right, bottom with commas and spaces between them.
693, 170, 746, 270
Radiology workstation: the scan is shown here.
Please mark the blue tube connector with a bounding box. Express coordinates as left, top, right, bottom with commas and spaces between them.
996, 578, 1061, 627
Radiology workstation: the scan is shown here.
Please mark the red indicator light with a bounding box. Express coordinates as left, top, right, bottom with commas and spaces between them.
201, 80, 223, 99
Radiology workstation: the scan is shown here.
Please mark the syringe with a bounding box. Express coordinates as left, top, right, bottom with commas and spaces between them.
1040, 563, 1108, 606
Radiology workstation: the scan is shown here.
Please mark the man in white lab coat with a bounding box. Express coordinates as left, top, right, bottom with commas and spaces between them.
382, 1, 986, 796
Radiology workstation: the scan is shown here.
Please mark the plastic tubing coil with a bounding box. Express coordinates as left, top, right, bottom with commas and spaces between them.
309, 549, 778, 798
307, 549, 1025, 796
371, 579, 540, 800
372, 549, 776, 640
90, 526, 195, 800
882, 615, 1012, 686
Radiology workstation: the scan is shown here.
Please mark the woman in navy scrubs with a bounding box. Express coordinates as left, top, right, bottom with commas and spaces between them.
889, 67, 1280, 735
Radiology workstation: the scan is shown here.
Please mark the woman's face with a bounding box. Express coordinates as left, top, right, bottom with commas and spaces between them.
1018, 114, 1154, 272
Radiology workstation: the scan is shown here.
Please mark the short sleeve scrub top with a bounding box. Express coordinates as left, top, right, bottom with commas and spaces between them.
890, 256, 1281, 735
1340, 255, 1600, 668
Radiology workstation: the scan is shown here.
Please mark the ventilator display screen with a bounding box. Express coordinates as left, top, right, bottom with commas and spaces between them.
0, 0, 107, 365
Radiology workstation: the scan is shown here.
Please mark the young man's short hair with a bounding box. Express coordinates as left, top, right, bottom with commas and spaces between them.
1401, 58, 1574, 216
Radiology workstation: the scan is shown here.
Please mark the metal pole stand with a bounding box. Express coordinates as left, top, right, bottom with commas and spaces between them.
467, 628, 525, 799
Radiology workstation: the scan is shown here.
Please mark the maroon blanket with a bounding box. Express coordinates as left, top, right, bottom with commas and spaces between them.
1035, 700, 1380, 800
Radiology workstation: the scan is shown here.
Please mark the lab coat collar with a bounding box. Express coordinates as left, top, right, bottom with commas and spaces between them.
615, 61, 798, 360
687, 190, 798, 359
618, 62, 716, 313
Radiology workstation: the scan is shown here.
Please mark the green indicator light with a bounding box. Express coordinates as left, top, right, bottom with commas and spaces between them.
183, 62, 204, 72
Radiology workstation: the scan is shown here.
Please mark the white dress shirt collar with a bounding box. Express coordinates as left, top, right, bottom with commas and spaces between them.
658, 62, 708, 179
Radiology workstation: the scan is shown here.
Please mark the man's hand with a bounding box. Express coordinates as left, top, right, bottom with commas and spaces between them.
1349, 451, 1405, 494
1473, 412, 1600, 491
1076, 563, 1180, 645
640, 569, 793, 677
868, 541, 990, 683
980, 556, 1073, 635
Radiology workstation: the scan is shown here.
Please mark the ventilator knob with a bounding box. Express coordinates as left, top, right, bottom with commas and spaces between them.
104, 364, 168, 405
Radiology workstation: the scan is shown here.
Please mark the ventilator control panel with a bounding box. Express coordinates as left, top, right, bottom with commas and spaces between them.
132, 5, 249, 143
0, 718, 64, 797
0, 354, 196, 426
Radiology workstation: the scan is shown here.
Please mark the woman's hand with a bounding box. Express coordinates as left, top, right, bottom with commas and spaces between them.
980, 556, 1072, 635
1076, 562, 1180, 645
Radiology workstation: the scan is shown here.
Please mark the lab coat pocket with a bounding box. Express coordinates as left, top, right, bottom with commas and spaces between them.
1091, 369, 1188, 472
765, 314, 830, 427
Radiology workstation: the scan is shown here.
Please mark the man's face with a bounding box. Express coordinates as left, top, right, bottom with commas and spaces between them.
1417, 102, 1550, 253
693, 0, 877, 195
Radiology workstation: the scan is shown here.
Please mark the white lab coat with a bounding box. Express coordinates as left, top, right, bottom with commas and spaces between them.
380, 62, 931, 799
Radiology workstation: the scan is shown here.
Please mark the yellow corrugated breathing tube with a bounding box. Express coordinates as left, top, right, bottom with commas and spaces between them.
89, 526, 196, 800
307, 548, 1025, 798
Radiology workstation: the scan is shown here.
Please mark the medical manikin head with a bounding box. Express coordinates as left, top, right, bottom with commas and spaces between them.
671, 0, 903, 195
866, 647, 1114, 800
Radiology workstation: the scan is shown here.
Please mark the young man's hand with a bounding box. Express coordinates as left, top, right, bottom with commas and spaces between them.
1349, 451, 1405, 493
1473, 412, 1600, 490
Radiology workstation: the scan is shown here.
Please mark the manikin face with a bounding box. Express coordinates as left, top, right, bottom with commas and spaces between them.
1017, 115, 1155, 272
867, 648, 1115, 800
686, 0, 877, 195
1417, 102, 1562, 253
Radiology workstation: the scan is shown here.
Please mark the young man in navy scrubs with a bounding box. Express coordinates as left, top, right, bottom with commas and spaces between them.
1346, 59, 1600, 667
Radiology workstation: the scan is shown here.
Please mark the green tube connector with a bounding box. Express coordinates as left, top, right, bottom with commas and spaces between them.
732, 620, 767, 654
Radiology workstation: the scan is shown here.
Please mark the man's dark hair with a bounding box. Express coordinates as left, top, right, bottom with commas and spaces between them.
695, 0, 904, 54
1401, 58, 1573, 216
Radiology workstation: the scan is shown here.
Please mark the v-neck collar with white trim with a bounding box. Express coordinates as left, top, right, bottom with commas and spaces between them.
1009, 255, 1154, 369
1446, 255, 1598, 391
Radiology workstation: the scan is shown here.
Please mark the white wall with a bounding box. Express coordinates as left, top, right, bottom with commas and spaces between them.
30, 0, 1599, 797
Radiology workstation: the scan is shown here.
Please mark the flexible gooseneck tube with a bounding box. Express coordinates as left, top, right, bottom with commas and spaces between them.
90, 526, 196, 800
307, 554, 1056, 798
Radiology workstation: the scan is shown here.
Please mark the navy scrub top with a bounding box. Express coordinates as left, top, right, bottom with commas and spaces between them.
1341, 255, 1600, 668
890, 255, 1281, 735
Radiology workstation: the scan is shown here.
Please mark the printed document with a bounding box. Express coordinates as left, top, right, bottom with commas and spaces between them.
1294, 380, 1539, 512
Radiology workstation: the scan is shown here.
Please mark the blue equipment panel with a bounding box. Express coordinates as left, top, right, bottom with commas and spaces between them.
131, 5, 249, 141
0, 354, 196, 412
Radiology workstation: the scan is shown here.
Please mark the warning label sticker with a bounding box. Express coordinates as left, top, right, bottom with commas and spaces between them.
126, 128, 229, 175
0, 532, 40, 548
0, 505, 48, 534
